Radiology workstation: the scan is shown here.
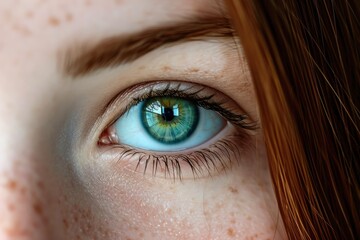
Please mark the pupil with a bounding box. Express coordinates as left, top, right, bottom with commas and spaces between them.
162, 107, 175, 121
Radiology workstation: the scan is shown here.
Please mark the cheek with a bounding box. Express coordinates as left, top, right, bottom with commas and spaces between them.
69, 159, 285, 240
201, 179, 281, 240
57, 195, 114, 240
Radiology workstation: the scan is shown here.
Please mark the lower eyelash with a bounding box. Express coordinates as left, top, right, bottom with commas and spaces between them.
110, 133, 250, 180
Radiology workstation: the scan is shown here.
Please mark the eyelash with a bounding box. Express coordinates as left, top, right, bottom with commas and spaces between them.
99, 82, 257, 180
124, 83, 255, 129
110, 136, 247, 180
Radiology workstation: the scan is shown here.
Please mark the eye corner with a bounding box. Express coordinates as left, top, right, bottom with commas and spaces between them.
98, 125, 118, 146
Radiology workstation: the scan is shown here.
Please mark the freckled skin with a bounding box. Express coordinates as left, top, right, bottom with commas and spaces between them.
48, 16, 60, 26
0, 0, 287, 239
0, 161, 60, 239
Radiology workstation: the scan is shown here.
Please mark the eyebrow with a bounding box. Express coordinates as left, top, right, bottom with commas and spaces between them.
62, 15, 235, 78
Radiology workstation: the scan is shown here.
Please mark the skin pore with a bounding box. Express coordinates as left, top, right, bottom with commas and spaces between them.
0, 0, 286, 239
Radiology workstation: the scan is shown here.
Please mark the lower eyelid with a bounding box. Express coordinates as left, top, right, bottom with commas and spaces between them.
100, 129, 251, 180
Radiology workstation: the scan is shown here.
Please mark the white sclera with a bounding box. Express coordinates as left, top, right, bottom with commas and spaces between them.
115, 102, 226, 152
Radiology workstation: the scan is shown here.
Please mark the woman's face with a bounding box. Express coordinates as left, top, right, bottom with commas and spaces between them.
0, 0, 285, 239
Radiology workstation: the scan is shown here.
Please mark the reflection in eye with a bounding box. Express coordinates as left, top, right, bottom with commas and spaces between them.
115, 97, 226, 151
98, 82, 256, 179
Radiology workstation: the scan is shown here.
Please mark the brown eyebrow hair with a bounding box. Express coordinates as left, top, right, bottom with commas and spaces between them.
63, 15, 235, 77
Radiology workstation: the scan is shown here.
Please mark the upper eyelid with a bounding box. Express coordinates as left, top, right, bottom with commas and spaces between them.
128, 85, 256, 129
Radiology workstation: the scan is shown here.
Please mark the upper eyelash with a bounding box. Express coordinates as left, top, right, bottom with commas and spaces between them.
124, 83, 257, 129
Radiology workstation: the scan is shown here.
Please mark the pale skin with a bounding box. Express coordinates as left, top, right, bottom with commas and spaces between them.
0, 0, 286, 239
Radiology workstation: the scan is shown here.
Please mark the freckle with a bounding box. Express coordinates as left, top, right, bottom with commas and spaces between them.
216, 202, 223, 209
25, 11, 34, 19
4, 10, 13, 21
58, 194, 68, 204
257, 181, 265, 188
85, 0, 92, 6
62, 218, 69, 230
189, 67, 200, 72
271, 224, 277, 231
48, 16, 60, 26
7, 203, 15, 211
36, 181, 44, 189
73, 214, 79, 223
114, 0, 123, 4
20, 186, 27, 195
228, 186, 239, 194
227, 228, 235, 237
32, 202, 43, 215
65, 13, 73, 22
230, 219, 236, 224
31, 221, 39, 228
246, 216, 252, 221
162, 66, 172, 71
6, 180, 17, 190
6, 227, 31, 237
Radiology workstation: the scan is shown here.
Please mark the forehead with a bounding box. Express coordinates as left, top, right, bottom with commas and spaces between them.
0, 0, 221, 74
0, 0, 219, 37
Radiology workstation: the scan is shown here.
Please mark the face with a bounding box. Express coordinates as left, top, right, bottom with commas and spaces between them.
0, 0, 286, 239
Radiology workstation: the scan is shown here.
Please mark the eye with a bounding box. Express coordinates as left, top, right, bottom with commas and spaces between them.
97, 81, 255, 179
113, 96, 226, 152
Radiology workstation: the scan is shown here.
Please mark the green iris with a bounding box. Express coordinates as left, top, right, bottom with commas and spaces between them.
141, 97, 199, 144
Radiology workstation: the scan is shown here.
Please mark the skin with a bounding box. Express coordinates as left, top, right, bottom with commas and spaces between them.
0, 0, 286, 239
